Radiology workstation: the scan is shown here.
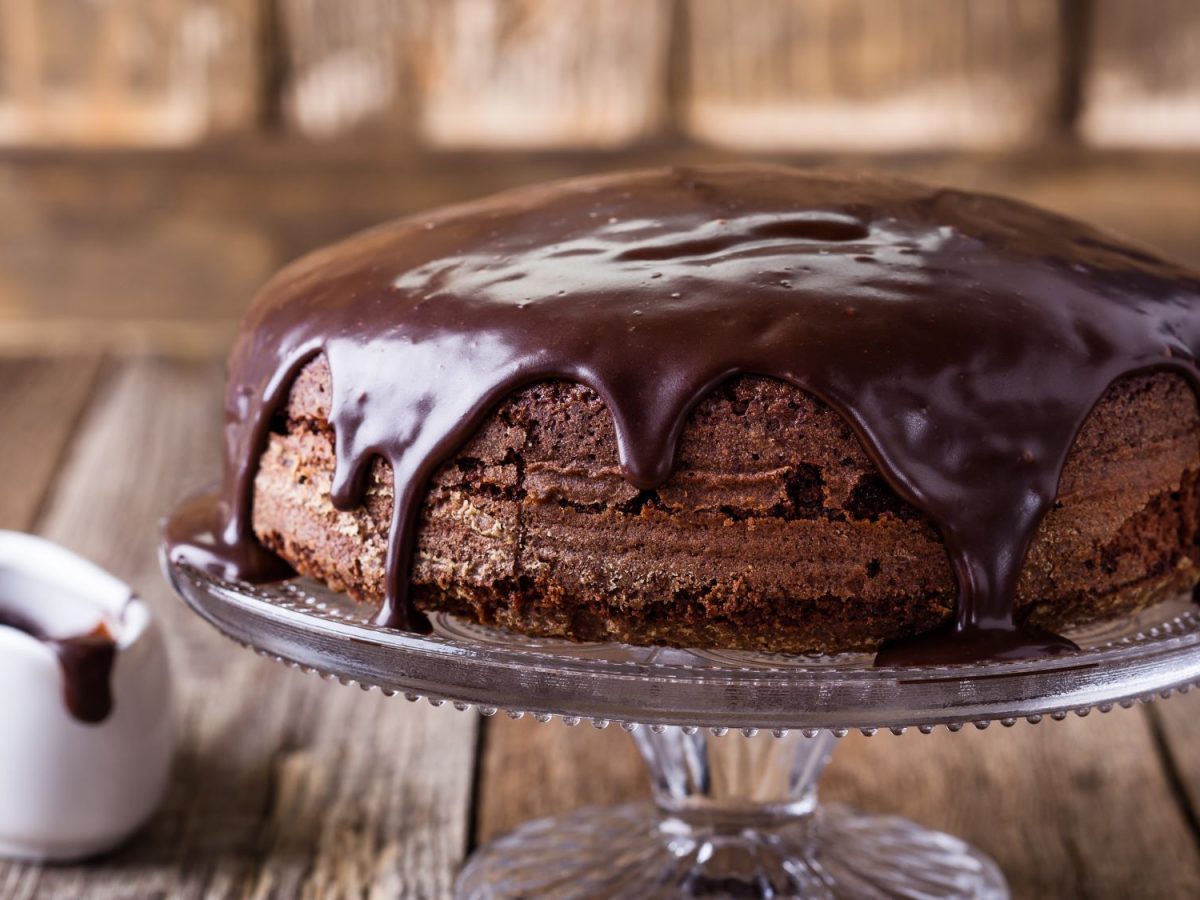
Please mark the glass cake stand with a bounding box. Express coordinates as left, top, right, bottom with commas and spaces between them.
163, 556, 1200, 899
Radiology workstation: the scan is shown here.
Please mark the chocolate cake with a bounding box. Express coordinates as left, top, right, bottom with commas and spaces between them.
168, 165, 1200, 663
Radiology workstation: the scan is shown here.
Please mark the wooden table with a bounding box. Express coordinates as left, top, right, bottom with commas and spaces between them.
1, 146, 1200, 898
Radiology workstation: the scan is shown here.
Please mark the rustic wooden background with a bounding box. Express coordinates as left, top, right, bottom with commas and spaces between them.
0, 1, 1198, 897
0, 0, 1197, 150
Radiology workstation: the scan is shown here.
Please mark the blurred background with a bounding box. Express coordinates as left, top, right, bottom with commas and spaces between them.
0, 0, 1198, 354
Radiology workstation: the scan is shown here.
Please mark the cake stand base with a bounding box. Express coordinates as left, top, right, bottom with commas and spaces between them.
456, 802, 1005, 899
456, 728, 1007, 899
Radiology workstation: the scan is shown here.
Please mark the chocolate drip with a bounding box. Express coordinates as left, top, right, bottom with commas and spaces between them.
166, 165, 1200, 663
0, 603, 117, 723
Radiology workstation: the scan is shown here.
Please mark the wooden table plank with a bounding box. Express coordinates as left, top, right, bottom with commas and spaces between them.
0, 355, 100, 528
0, 357, 478, 899
824, 713, 1200, 898
1146, 693, 1200, 840
478, 702, 1200, 898
476, 720, 647, 846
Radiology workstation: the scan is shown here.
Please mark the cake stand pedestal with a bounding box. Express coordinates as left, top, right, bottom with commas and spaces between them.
461, 727, 1005, 898
164, 556, 1200, 899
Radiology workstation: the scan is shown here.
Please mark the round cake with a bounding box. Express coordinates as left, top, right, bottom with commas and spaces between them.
168, 165, 1200, 662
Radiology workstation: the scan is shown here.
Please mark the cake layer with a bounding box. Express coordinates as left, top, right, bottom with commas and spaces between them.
251, 357, 1200, 653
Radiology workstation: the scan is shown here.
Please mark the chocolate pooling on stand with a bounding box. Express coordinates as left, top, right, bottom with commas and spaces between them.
166, 165, 1200, 665
0, 600, 117, 723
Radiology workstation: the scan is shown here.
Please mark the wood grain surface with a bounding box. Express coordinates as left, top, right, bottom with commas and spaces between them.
682, 0, 1063, 151
0, 356, 100, 528
280, 0, 673, 148
0, 0, 260, 147
1082, 0, 1200, 147
0, 0, 1196, 153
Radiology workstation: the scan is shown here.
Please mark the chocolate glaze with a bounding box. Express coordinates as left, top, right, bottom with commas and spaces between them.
166, 165, 1200, 664
0, 602, 117, 723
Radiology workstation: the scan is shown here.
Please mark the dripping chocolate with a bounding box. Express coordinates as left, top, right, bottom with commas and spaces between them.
167, 165, 1200, 664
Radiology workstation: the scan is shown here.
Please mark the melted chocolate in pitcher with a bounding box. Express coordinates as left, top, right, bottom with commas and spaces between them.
0, 601, 117, 723
166, 166, 1200, 664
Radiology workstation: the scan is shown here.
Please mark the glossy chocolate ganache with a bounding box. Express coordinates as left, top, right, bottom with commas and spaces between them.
167, 165, 1200, 664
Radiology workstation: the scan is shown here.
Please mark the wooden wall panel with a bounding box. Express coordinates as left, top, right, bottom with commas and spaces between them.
681, 0, 1064, 151
281, 0, 673, 149
1082, 0, 1200, 147
278, 0, 411, 139
411, 0, 672, 149
0, 0, 259, 147
2, 2, 1199, 152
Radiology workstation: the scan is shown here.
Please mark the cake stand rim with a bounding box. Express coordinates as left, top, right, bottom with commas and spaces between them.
163, 555, 1200, 732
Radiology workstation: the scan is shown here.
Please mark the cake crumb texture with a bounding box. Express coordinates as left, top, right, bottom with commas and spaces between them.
252, 356, 1200, 653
